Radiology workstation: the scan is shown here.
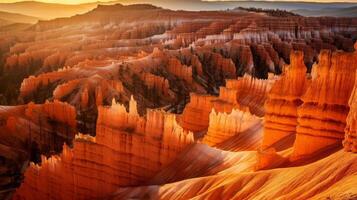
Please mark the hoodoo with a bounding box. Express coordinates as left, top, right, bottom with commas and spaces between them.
14, 96, 194, 200
292, 47, 357, 159
344, 71, 357, 153
262, 51, 308, 149
343, 43, 357, 153
203, 109, 261, 146
0, 3, 357, 199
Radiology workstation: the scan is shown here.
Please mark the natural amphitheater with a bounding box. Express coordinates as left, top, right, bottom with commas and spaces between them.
0, 1, 356, 199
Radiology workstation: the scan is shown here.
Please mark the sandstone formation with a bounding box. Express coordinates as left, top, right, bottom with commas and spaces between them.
180, 93, 216, 133
262, 51, 309, 149
344, 70, 357, 153
0, 3, 357, 200
167, 58, 193, 83
202, 109, 261, 146
14, 96, 194, 200
180, 74, 277, 135
0, 101, 77, 199
224, 74, 277, 116
4, 100, 77, 151
109, 150, 357, 200
291, 47, 357, 159
53, 75, 125, 108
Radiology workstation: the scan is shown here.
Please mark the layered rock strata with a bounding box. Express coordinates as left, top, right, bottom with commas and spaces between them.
14, 96, 194, 200
344, 70, 357, 153
202, 109, 261, 146
292, 48, 357, 159
224, 74, 277, 117
262, 51, 308, 149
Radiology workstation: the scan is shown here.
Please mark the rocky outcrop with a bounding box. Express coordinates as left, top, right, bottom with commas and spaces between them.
202, 109, 261, 146
140, 72, 170, 96
224, 74, 277, 117
226, 44, 254, 75
344, 70, 357, 153
14, 96, 194, 200
211, 53, 236, 78
262, 51, 308, 149
53, 75, 125, 108
181, 74, 275, 134
110, 150, 357, 200
167, 58, 193, 83
180, 93, 216, 133
292, 48, 357, 159
2, 5, 357, 199
0, 102, 74, 199
0, 100, 77, 166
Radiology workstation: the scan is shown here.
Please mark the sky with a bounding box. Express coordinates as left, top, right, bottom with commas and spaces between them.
0, 0, 116, 4
1, 0, 357, 4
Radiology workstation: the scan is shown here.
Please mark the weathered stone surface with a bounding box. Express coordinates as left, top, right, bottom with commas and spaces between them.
262, 51, 309, 149
203, 109, 261, 146
14, 96, 193, 200
292, 47, 357, 159
344, 70, 357, 153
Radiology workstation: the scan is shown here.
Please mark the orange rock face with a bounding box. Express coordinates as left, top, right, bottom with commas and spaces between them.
140, 72, 170, 96
14, 96, 193, 200
181, 93, 216, 132
0, 100, 77, 157
292, 48, 357, 159
167, 58, 193, 83
202, 109, 261, 146
2, 4, 357, 200
262, 51, 309, 149
211, 52, 236, 77
224, 73, 277, 116
344, 70, 357, 152
181, 74, 276, 134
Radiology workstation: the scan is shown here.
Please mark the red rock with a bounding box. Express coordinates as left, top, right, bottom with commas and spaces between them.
181, 93, 216, 132
14, 96, 194, 200
344, 70, 357, 152
140, 72, 170, 96
292, 47, 357, 160
225, 74, 277, 117
203, 109, 261, 146
262, 51, 309, 149
167, 58, 193, 83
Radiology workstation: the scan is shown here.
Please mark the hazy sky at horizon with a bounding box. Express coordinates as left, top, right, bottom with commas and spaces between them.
2, 0, 357, 4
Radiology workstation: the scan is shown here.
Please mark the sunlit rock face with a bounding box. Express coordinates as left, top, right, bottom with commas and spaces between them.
202, 109, 261, 146
343, 42, 357, 153
262, 51, 309, 149
180, 74, 274, 135
1, 3, 357, 200
290, 47, 357, 159
13, 96, 194, 200
0, 100, 77, 198
224, 74, 277, 117
53, 75, 125, 108
344, 70, 357, 153
180, 93, 216, 133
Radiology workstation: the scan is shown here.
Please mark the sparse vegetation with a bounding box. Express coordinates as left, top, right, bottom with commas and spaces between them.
237, 7, 301, 17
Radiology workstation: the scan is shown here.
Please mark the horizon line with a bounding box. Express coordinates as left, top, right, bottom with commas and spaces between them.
1, 0, 357, 6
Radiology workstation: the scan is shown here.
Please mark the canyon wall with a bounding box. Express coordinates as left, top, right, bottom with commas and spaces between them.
203, 109, 260, 146
344, 70, 357, 153
291, 48, 357, 159
224, 74, 277, 117
262, 51, 308, 149
167, 58, 193, 83
180, 93, 216, 133
14, 96, 194, 200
